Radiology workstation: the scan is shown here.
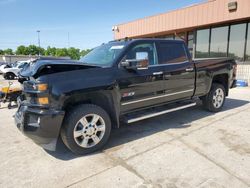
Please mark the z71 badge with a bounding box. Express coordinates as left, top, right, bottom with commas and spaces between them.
122, 92, 135, 97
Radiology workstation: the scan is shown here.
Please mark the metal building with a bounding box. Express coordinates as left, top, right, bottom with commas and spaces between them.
113, 0, 250, 82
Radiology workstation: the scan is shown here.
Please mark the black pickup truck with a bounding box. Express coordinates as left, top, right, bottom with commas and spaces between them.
15, 39, 237, 154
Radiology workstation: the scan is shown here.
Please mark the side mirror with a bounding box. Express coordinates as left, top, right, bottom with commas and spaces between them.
121, 52, 149, 70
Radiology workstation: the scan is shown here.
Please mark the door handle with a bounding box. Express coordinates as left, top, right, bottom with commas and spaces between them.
185, 67, 194, 72
153, 71, 163, 75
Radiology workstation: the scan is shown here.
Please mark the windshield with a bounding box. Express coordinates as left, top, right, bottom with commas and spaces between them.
80, 43, 125, 66
13, 63, 19, 68
14, 62, 25, 68
18, 62, 28, 68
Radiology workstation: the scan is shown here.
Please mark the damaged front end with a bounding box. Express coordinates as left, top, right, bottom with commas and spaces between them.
19, 57, 98, 79
15, 57, 98, 151
14, 79, 65, 151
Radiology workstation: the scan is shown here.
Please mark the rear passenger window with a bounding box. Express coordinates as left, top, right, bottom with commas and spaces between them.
157, 42, 188, 64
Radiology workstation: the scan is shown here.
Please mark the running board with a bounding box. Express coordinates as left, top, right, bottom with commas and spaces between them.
125, 102, 197, 124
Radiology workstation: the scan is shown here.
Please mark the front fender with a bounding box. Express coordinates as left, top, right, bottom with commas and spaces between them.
61, 89, 121, 128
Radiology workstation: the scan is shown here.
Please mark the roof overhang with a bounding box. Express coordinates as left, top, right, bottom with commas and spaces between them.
114, 0, 250, 39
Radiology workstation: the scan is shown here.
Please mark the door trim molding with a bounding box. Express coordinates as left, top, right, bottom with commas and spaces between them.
121, 89, 194, 106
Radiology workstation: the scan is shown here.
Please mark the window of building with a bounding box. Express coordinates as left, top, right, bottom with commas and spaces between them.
195, 29, 210, 58
164, 34, 175, 40
228, 23, 247, 61
210, 26, 228, 57
156, 34, 174, 40
175, 33, 186, 41
157, 42, 188, 64
245, 23, 250, 62
187, 31, 194, 57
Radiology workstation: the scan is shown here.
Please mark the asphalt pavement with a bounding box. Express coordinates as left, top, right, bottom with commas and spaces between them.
0, 76, 250, 188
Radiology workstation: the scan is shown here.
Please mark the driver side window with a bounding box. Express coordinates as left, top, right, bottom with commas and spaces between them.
125, 43, 158, 66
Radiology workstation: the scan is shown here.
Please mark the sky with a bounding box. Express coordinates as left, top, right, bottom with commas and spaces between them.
0, 0, 205, 50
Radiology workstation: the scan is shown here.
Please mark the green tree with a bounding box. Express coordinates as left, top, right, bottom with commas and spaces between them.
1, 46, 92, 59
67, 47, 80, 60
80, 49, 91, 57
26, 45, 39, 55
38, 47, 45, 56
55, 48, 68, 57
45, 46, 57, 56
16, 45, 28, 55
3, 48, 14, 55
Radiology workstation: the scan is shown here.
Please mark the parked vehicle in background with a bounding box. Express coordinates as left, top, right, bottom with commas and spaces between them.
0, 62, 6, 66
15, 39, 237, 155
2, 61, 30, 80
0, 63, 11, 74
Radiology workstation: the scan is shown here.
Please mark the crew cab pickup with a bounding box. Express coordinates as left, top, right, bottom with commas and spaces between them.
15, 39, 237, 154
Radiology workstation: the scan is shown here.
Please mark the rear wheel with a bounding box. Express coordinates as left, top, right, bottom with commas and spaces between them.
202, 83, 226, 112
61, 104, 111, 155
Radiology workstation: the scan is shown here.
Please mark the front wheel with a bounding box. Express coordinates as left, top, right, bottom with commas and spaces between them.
202, 83, 226, 112
61, 104, 111, 155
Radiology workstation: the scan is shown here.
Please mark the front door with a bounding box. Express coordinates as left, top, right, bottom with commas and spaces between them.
117, 42, 165, 113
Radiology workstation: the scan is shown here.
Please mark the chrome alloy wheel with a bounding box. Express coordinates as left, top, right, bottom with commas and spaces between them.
73, 114, 106, 148
212, 88, 224, 108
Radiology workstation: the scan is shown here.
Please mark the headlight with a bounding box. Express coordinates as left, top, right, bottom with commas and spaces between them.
37, 84, 48, 91
32, 83, 48, 91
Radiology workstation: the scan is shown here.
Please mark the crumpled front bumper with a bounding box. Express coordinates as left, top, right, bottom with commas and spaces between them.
15, 103, 65, 151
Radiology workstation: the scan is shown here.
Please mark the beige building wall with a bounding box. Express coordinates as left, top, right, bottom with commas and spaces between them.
114, 0, 250, 39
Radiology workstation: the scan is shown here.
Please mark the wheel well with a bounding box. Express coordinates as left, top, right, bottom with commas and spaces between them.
212, 74, 229, 96
62, 93, 119, 128
6, 72, 15, 75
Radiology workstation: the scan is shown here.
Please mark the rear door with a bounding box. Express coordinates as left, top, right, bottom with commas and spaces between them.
155, 41, 195, 102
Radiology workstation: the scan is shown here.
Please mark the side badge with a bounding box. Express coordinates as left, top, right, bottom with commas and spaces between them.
122, 92, 135, 98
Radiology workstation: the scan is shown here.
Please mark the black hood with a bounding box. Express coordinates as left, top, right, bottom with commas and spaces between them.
19, 59, 100, 78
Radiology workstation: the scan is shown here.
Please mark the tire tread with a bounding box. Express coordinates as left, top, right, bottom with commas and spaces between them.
61, 104, 111, 155
202, 83, 226, 112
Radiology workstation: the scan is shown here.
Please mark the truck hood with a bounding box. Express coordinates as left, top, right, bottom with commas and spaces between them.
19, 59, 101, 78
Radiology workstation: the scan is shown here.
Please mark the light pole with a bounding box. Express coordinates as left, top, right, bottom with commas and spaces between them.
37, 30, 41, 56
68, 32, 70, 48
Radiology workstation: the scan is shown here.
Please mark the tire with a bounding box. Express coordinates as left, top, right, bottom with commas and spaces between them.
61, 104, 111, 155
5, 72, 15, 80
202, 83, 226, 112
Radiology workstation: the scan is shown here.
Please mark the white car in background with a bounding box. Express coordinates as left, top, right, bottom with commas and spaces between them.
0, 63, 12, 74
2, 61, 30, 80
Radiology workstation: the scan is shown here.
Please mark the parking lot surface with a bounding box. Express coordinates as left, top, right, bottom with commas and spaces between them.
0, 77, 250, 188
